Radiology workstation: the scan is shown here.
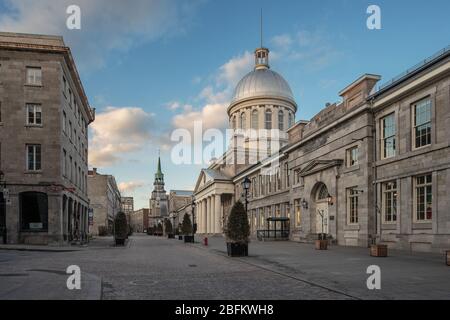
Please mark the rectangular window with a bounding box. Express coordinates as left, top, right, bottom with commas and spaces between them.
413, 98, 431, 148
26, 104, 42, 125
414, 174, 432, 222
347, 146, 359, 167
63, 76, 67, 96
69, 121, 72, 140
68, 89, 72, 107
382, 181, 397, 223
69, 156, 73, 181
347, 188, 359, 224
26, 67, 42, 85
275, 204, 281, 217
259, 208, 265, 228
285, 163, 290, 188
381, 113, 396, 158
285, 203, 290, 220
62, 111, 67, 133
294, 199, 301, 227
63, 149, 67, 177
26, 144, 41, 171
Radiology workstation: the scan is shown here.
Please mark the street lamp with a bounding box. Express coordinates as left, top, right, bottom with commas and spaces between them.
191, 196, 197, 235
327, 193, 333, 206
242, 176, 251, 213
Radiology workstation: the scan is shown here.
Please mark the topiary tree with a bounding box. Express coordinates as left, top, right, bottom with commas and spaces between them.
114, 211, 128, 242
226, 201, 250, 244
181, 213, 193, 236
164, 219, 173, 235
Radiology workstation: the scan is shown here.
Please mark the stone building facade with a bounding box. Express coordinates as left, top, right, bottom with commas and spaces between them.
193, 43, 450, 253
130, 208, 149, 233
121, 196, 134, 225
87, 168, 121, 236
168, 190, 193, 231
0, 32, 95, 245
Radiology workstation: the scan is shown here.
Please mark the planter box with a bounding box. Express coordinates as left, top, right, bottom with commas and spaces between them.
167, 234, 175, 239
226, 242, 248, 257
178, 235, 183, 240
370, 244, 388, 257
184, 235, 194, 243
446, 250, 450, 266
115, 238, 125, 246
315, 240, 328, 250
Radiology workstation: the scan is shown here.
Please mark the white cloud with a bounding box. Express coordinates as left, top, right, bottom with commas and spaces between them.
0, 0, 201, 71
169, 51, 253, 134
118, 181, 146, 195
89, 107, 154, 167
270, 29, 341, 71
172, 103, 228, 131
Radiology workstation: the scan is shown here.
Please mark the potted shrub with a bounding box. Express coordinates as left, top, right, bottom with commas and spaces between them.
114, 211, 128, 246
181, 213, 194, 243
165, 219, 174, 238
370, 243, 388, 257
315, 233, 328, 250
225, 201, 250, 257
156, 223, 163, 236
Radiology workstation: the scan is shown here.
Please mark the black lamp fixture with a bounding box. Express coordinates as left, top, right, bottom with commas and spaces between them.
242, 176, 251, 213
301, 198, 308, 209
242, 176, 251, 191
327, 193, 334, 206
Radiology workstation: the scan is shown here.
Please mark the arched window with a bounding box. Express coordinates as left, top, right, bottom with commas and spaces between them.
20, 192, 48, 231
265, 109, 272, 129
288, 113, 294, 128
278, 110, 284, 131
240, 112, 246, 130
316, 184, 329, 201
251, 109, 258, 129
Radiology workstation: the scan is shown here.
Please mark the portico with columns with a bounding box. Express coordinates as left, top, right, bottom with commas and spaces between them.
193, 169, 234, 235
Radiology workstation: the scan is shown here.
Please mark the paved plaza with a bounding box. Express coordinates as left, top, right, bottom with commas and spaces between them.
0, 234, 449, 300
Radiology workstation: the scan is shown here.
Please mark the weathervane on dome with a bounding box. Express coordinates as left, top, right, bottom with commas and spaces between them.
255, 8, 269, 70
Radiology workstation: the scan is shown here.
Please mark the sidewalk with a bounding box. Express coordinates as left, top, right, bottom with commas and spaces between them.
193, 235, 450, 300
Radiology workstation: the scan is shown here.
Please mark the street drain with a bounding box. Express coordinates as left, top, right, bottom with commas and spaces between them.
0, 273, 29, 277
188, 264, 197, 267
129, 279, 159, 286
27, 269, 67, 275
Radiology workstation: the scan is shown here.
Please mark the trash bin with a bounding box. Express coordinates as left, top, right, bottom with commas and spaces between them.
204, 237, 208, 246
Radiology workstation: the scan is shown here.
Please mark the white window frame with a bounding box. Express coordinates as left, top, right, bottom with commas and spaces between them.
26, 144, 41, 171
412, 98, 432, 150
26, 104, 42, 125
294, 199, 301, 227
278, 110, 284, 131
382, 181, 397, 224
26, 67, 42, 86
346, 146, 359, 167
413, 174, 432, 223
347, 187, 359, 225
381, 113, 396, 159
265, 109, 272, 129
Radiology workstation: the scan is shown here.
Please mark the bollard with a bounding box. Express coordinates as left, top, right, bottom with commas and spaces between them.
204, 237, 208, 246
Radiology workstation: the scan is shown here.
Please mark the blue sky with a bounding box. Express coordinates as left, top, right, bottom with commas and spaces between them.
1, 0, 449, 208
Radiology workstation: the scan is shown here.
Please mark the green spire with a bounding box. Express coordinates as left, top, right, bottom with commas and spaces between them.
155, 154, 164, 181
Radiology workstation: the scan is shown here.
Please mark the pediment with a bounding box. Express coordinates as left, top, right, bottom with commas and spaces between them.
299, 159, 343, 177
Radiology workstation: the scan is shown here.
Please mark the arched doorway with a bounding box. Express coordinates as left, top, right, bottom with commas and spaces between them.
314, 183, 330, 235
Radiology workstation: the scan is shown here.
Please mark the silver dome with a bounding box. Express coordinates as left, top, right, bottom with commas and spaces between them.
231, 68, 295, 105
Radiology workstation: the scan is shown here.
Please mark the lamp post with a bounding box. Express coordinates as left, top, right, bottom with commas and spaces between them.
242, 177, 251, 214
191, 196, 196, 235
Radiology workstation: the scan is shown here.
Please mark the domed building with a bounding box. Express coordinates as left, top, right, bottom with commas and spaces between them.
228, 47, 296, 153
193, 45, 298, 235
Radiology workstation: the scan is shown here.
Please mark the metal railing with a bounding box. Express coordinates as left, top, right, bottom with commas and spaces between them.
257, 229, 290, 241
377, 45, 450, 92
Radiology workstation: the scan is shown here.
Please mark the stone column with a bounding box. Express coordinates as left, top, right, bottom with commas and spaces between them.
199, 200, 204, 234
206, 197, 211, 234
202, 199, 207, 234
215, 195, 221, 234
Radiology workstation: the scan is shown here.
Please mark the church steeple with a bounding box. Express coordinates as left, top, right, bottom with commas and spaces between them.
154, 153, 164, 184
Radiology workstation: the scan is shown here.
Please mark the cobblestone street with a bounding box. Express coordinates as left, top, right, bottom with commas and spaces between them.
0, 234, 449, 300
